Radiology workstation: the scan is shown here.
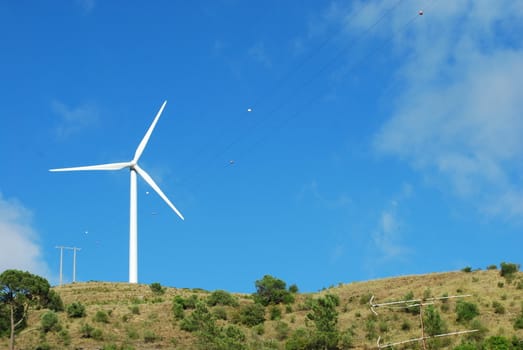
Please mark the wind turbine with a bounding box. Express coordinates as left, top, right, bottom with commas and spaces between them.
50, 101, 184, 284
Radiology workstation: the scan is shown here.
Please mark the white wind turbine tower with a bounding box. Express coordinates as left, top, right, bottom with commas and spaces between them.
50, 101, 184, 284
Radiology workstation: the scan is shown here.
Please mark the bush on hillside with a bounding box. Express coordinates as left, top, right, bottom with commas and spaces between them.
179, 302, 213, 332
424, 305, 447, 336
484, 335, 512, 350
239, 303, 265, 327
456, 301, 479, 323
94, 310, 109, 323
500, 262, 520, 277
40, 311, 61, 333
207, 290, 238, 307
492, 301, 505, 314
149, 282, 165, 295
514, 305, 523, 330
66, 302, 86, 318
43, 290, 64, 312
403, 291, 420, 315
173, 294, 199, 310
253, 275, 295, 306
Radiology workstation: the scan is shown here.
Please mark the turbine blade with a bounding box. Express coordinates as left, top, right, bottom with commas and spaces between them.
133, 101, 167, 163
134, 164, 184, 220
49, 162, 132, 172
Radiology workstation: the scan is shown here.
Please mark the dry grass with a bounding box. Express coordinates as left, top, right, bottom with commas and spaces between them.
4, 269, 523, 349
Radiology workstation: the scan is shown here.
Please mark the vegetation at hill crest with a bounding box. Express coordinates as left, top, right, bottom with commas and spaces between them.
1, 263, 522, 349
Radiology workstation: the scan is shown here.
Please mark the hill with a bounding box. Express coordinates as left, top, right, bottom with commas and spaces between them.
3, 267, 523, 349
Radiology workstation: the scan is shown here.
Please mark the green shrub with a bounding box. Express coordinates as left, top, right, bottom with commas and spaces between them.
173, 294, 198, 310
213, 306, 228, 320
462, 266, 472, 273
403, 291, 420, 315
365, 318, 377, 340
143, 330, 160, 343
339, 328, 354, 348
207, 290, 238, 307
484, 335, 511, 350
286, 328, 311, 350
500, 262, 520, 277
456, 301, 479, 323
289, 284, 299, 293
467, 319, 487, 342
253, 275, 294, 306
127, 327, 140, 340
80, 323, 103, 340
59, 329, 71, 346
514, 314, 523, 330
40, 311, 60, 333
172, 302, 184, 320
269, 305, 282, 320
80, 323, 94, 338
149, 282, 165, 295
424, 305, 447, 336
129, 305, 139, 315
179, 302, 213, 332
35, 343, 51, 350
498, 282, 505, 288
359, 293, 372, 305
275, 321, 289, 340
492, 301, 506, 314
239, 303, 265, 326
453, 343, 478, 350
94, 310, 109, 323
487, 264, 498, 270
44, 290, 64, 312
66, 302, 86, 318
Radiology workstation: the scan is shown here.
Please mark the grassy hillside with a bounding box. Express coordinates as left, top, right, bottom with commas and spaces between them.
4, 268, 523, 349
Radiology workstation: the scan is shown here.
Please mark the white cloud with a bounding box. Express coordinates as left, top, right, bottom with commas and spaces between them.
52, 100, 99, 138
343, 1, 523, 220
372, 210, 405, 258
371, 185, 412, 260
0, 193, 51, 278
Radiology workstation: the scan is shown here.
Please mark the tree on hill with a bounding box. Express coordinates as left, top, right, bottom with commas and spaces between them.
307, 294, 340, 350
0, 270, 56, 350
253, 275, 295, 306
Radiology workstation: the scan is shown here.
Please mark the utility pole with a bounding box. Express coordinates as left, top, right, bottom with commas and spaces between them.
55, 246, 81, 286
72, 247, 81, 282
55, 246, 64, 286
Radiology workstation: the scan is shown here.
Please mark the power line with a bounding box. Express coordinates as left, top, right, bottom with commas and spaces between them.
182, 1, 419, 188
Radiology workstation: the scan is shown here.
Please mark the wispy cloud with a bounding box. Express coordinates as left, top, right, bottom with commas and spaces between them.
371, 184, 412, 261
248, 42, 272, 68
0, 193, 51, 279
298, 180, 351, 209
52, 100, 99, 138
336, 1, 523, 221
76, 0, 95, 14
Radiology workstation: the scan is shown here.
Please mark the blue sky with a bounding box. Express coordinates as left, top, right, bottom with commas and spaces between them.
1, 0, 522, 293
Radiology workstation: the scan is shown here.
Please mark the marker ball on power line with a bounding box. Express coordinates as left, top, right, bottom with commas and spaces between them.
229, 160, 235, 165
418, 10, 423, 15
247, 108, 252, 112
